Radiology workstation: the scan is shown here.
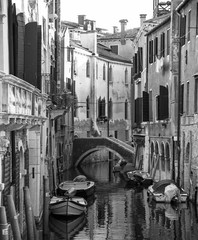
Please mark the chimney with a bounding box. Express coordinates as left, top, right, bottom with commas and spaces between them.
119, 19, 128, 33
119, 19, 128, 45
91, 20, 96, 31
78, 15, 86, 25
140, 14, 147, 27
113, 26, 118, 34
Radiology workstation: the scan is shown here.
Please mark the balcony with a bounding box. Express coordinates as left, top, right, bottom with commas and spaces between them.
0, 73, 47, 126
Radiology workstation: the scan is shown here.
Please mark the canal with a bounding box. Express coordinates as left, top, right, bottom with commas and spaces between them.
46, 160, 198, 240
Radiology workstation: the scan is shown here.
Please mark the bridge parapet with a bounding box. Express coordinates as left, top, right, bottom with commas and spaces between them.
73, 137, 135, 167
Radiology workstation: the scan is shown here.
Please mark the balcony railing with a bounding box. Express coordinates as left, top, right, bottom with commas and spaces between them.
0, 73, 47, 124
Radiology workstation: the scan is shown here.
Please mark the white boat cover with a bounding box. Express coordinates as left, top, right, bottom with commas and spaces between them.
164, 183, 181, 202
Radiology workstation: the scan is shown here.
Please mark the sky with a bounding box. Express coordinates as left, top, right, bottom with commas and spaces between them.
60, 0, 154, 33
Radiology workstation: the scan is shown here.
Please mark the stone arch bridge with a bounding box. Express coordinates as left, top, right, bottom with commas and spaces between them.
73, 137, 135, 167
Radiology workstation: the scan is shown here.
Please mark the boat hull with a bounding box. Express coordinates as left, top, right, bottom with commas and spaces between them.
49, 196, 87, 216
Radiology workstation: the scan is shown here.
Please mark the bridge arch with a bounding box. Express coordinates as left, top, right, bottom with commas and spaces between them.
74, 146, 123, 167
73, 137, 135, 167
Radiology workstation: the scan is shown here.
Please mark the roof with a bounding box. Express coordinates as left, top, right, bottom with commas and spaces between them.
70, 41, 132, 63
98, 28, 139, 41
145, 15, 171, 36
97, 43, 132, 64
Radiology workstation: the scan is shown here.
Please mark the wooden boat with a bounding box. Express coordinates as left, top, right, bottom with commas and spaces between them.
49, 213, 86, 238
49, 195, 87, 216
147, 179, 188, 203
126, 170, 153, 187
57, 176, 95, 198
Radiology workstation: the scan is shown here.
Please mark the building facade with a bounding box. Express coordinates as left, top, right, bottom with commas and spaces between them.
0, 0, 62, 236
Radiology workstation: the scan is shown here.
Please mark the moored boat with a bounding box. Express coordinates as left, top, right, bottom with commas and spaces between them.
147, 179, 188, 203
57, 176, 95, 198
49, 195, 87, 216
127, 170, 153, 187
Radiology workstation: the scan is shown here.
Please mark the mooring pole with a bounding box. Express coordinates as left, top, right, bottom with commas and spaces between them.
24, 186, 35, 240
0, 206, 9, 240
7, 195, 21, 240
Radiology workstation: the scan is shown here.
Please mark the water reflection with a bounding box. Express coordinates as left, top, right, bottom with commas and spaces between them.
47, 161, 198, 240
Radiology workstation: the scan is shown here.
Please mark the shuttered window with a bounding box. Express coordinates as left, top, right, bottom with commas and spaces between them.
154, 37, 158, 61
180, 15, 186, 46
160, 32, 165, 57
180, 84, 184, 114
135, 98, 143, 124
125, 100, 128, 119
143, 91, 149, 121
156, 85, 169, 120
149, 40, 154, 64
149, 90, 153, 121
24, 22, 41, 90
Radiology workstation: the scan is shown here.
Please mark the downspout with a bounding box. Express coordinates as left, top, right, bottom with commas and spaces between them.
107, 62, 110, 137
176, 10, 181, 187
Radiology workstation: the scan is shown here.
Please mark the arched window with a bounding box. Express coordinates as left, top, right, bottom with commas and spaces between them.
103, 64, 106, 80
86, 60, 90, 77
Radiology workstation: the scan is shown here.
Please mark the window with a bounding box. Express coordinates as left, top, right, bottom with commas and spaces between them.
154, 37, 158, 60
180, 15, 186, 46
149, 90, 153, 121
86, 60, 90, 77
42, 17, 46, 45
125, 100, 128, 119
195, 77, 198, 113
86, 96, 90, 118
125, 68, 128, 85
160, 32, 165, 57
167, 29, 170, 55
125, 130, 129, 141
103, 64, 106, 80
108, 98, 113, 119
110, 45, 118, 54
98, 97, 106, 118
109, 65, 113, 83
156, 85, 169, 120
187, 10, 191, 41
67, 48, 71, 61
186, 81, 189, 114
149, 40, 154, 63
180, 84, 184, 115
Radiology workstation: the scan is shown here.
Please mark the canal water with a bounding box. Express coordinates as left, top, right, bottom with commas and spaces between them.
47, 160, 198, 240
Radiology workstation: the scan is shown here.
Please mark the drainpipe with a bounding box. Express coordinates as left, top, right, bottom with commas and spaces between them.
176, 10, 181, 187
107, 62, 110, 137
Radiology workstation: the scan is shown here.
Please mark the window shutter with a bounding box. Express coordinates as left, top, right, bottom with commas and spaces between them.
135, 98, 143, 124
143, 91, 149, 121
159, 85, 169, 120
149, 91, 153, 121
24, 22, 38, 87
37, 25, 41, 90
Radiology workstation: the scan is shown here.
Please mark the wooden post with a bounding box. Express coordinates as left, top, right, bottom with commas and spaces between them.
0, 206, 9, 240
43, 176, 49, 237
24, 187, 35, 240
7, 195, 21, 240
